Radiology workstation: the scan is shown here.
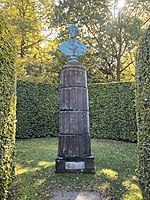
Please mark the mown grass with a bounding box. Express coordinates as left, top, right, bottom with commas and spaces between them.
14, 138, 143, 200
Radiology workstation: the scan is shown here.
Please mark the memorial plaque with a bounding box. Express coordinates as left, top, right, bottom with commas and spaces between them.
65, 162, 85, 170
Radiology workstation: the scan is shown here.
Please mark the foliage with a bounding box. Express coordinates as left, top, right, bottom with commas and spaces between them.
14, 138, 142, 200
89, 82, 137, 142
0, 13, 16, 200
16, 81, 59, 139
16, 81, 137, 142
136, 26, 150, 200
53, 0, 149, 82
1, 0, 58, 83
1, 0, 149, 83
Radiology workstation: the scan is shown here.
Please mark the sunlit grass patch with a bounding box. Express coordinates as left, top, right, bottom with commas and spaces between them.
98, 182, 110, 190
38, 161, 55, 168
100, 169, 118, 180
15, 164, 29, 175
122, 178, 143, 200
36, 178, 46, 186
14, 138, 143, 200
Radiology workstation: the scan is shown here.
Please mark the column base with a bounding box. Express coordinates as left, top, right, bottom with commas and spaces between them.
55, 156, 95, 173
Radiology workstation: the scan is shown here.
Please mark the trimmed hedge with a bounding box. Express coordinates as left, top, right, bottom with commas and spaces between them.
0, 15, 16, 200
89, 82, 137, 141
136, 26, 150, 200
16, 81, 137, 142
16, 81, 59, 138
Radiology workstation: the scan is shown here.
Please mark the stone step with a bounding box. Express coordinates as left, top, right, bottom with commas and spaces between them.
51, 191, 101, 200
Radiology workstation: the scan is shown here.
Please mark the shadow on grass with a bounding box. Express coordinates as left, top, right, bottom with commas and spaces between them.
14, 138, 143, 200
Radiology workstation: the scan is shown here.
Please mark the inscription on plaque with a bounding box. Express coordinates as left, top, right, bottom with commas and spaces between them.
65, 162, 85, 170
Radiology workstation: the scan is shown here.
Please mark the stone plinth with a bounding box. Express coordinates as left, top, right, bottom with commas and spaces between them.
55, 62, 95, 173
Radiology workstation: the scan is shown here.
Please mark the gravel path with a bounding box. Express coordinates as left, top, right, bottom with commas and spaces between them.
51, 190, 107, 200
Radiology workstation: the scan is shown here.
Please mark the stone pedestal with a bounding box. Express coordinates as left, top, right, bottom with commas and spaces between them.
55, 62, 95, 173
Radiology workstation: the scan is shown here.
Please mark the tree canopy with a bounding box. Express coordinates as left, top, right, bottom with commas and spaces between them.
1, 0, 59, 83
1, 0, 149, 83
53, 0, 150, 82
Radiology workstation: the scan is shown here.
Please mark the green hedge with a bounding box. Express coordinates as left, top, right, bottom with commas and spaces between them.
16, 81, 137, 142
16, 81, 59, 138
136, 26, 150, 200
0, 15, 16, 200
89, 82, 137, 141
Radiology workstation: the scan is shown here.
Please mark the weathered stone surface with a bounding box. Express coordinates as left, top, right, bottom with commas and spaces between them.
56, 156, 95, 173
59, 111, 90, 134
60, 65, 87, 88
51, 190, 102, 200
58, 134, 91, 157
59, 87, 89, 111
56, 62, 95, 173
65, 161, 85, 170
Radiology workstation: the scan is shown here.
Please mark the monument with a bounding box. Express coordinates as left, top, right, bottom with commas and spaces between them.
55, 24, 95, 173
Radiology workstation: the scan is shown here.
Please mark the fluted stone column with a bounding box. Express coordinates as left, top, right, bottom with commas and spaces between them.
56, 62, 95, 173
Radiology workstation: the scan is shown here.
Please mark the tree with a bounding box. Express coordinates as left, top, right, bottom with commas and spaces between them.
1, 0, 58, 83
53, 0, 149, 82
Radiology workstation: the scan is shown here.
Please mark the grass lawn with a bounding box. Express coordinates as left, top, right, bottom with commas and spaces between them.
14, 138, 143, 200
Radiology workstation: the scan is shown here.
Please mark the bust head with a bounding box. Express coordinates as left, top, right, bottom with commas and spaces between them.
68, 24, 79, 38
59, 24, 87, 62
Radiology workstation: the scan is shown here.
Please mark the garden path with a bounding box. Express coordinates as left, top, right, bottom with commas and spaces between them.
51, 190, 110, 200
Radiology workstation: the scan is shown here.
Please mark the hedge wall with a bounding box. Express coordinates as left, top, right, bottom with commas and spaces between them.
16, 81, 59, 138
89, 82, 137, 141
136, 26, 150, 200
16, 81, 137, 142
0, 15, 16, 200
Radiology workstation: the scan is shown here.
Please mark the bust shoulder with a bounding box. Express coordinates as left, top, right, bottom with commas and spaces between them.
59, 39, 87, 56
59, 40, 73, 56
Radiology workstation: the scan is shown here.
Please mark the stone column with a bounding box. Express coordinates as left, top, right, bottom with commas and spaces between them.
55, 62, 95, 173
